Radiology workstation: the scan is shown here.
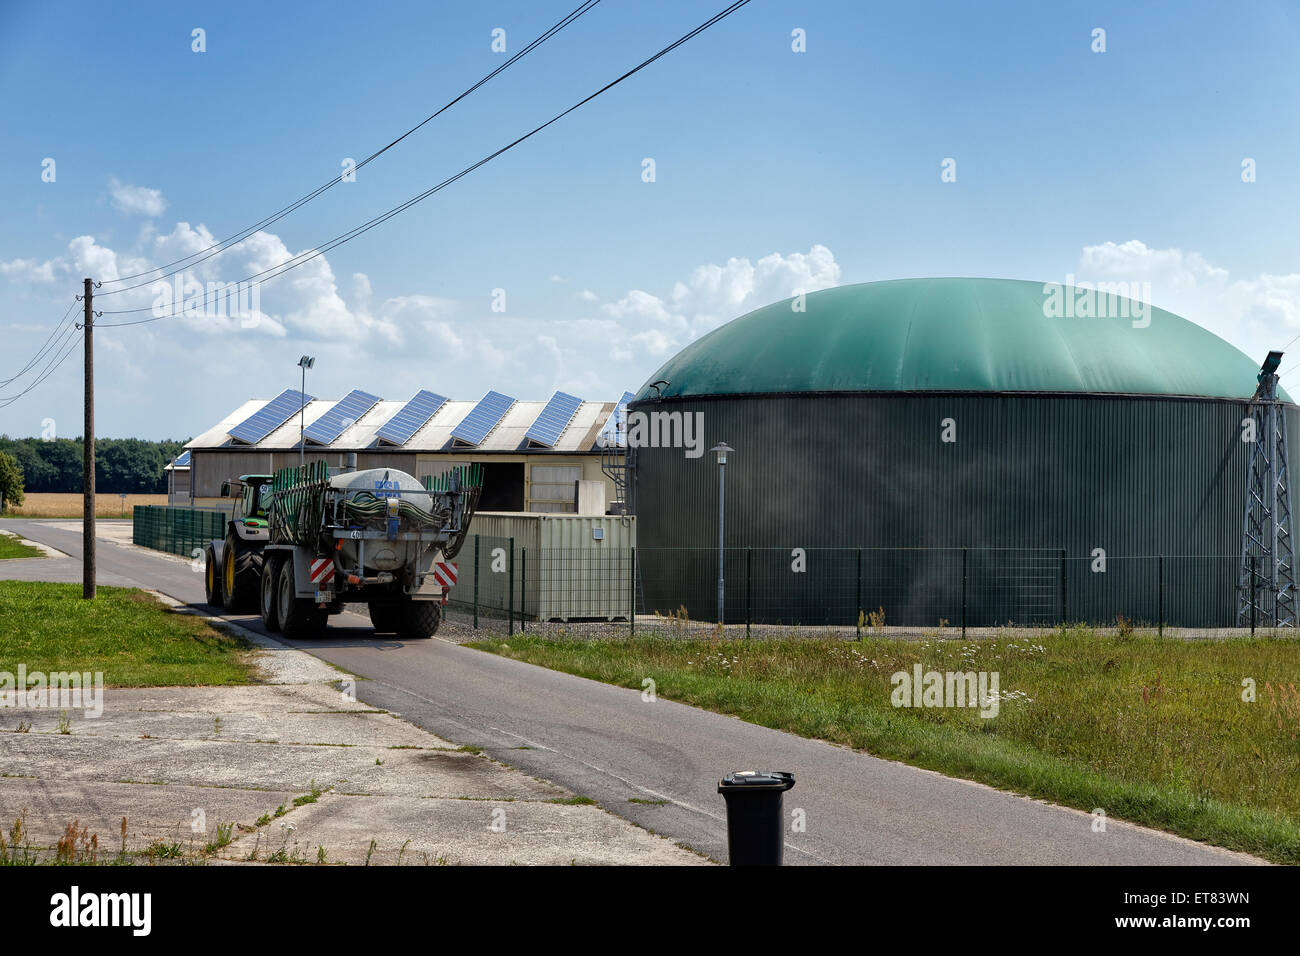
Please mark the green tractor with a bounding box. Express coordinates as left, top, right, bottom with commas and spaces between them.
204, 474, 272, 612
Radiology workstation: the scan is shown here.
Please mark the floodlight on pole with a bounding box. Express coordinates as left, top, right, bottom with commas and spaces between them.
298, 355, 315, 466
711, 442, 734, 626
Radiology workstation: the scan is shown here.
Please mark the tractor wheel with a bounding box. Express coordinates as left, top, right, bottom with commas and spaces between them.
393, 600, 440, 640
368, 603, 400, 634
277, 558, 324, 639
261, 554, 283, 632
204, 545, 223, 607
222, 534, 259, 613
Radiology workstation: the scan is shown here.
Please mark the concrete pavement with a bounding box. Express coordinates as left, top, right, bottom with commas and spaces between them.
0, 681, 701, 865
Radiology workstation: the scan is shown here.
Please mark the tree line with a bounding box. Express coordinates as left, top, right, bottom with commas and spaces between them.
0, 436, 190, 494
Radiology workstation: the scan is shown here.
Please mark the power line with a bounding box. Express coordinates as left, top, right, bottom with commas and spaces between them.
0, 323, 83, 408
2, 1, 606, 409
98, 0, 754, 327
95, 0, 603, 296
0, 0, 752, 410
0, 298, 80, 386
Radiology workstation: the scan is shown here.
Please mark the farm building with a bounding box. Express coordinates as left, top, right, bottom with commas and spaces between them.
629, 277, 1296, 628
164, 449, 190, 504
183, 389, 631, 516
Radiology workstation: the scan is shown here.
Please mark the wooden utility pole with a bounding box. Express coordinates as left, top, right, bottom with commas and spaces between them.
82, 277, 95, 599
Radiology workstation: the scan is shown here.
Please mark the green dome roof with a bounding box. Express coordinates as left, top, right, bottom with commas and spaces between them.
635, 277, 1280, 402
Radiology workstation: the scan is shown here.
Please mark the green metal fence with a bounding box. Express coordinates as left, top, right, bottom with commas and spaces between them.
132, 505, 228, 559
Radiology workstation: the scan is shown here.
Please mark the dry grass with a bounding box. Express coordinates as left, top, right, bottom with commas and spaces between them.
3, 493, 167, 518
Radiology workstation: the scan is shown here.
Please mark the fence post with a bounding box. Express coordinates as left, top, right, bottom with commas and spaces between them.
1059, 549, 1067, 630
520, 548, 526, 633
745, 548, 751, 640
1251, 555, 1257, 635
629, 547, 635, 636
472, 535, 480, 629
1158, 555, 1164, 637
508, 536, 514, 637
856, 548, 862, 639
961, 547, 968, 639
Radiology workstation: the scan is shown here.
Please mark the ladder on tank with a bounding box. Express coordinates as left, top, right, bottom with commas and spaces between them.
599, 402, 635, 515
1237, 350, 1296, 627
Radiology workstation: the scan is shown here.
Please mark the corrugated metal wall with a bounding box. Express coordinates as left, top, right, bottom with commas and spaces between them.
631, 393, 1300, 626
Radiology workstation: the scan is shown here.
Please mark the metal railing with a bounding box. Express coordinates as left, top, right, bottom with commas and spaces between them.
447, 542, 1292, 636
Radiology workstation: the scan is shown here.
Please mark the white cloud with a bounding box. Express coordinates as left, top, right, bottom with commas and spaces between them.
600, 244, 841, 356
1, 231, 842, 437
109, 177, 167, 217
0, 257, 61, 283
1073, 239, 1300, 373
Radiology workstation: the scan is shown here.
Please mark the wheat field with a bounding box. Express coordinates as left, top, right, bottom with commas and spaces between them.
2, 492, 168, 518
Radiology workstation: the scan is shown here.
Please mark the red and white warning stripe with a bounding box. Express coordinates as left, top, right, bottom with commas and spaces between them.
433, 561, 457, 589
309, 557, 336, 584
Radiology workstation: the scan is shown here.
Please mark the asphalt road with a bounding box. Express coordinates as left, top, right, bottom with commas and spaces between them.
1, 518, 1260, 866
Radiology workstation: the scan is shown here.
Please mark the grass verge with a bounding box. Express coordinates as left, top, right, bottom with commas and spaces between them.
0, 581, 256, 686
471, 630, 1300, 864
0, 533, 42, 560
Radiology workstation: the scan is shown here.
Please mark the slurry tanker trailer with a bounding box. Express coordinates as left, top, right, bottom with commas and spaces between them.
205, 461, 482, 639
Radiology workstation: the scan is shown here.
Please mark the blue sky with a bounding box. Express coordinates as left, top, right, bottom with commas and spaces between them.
2, 0, 1299, 439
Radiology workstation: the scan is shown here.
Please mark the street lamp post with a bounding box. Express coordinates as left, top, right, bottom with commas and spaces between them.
711, 442, 733, 626
297, 355, 315, 467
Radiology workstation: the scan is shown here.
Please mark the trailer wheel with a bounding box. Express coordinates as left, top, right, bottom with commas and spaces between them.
368, 603, 400, 634
394, 600, 440, 640
204, 545, 223, 607
277, 558, 324, 639
261, 554, 282, 632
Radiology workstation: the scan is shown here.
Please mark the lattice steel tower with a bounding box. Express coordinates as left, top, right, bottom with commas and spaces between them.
1237, 350, 1295, 627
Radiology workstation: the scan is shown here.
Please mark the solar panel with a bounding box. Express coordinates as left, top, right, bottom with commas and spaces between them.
171, 450, 191, 467
303, 389, 381, 445
228, 389, 314, 444
376, 389, 448, 446
451, 390, 515, 446
598, 391, 636, 447
525, 391, 583, 447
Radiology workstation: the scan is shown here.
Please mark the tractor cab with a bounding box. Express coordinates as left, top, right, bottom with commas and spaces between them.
221, 474, 273, 537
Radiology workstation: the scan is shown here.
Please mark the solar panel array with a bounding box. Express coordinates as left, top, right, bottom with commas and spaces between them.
302, 389, 381, 445
228, 389, 314, 444
598, 391, 636, 447
376, 390, 448, 445
525, 391, 583, 447
171, 450, 191, 467
451, 390, 515, 446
